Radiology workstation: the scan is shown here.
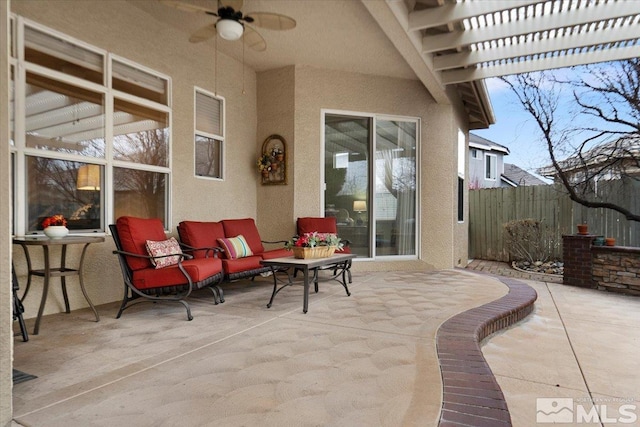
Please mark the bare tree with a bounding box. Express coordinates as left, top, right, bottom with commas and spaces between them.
501, 59, 640, 222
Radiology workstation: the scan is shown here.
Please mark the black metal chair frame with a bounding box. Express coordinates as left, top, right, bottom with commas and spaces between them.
12, 264, 29, 342
109, 224, 224, 321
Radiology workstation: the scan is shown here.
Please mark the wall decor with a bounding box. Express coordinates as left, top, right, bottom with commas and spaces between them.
259, 134, 287, 185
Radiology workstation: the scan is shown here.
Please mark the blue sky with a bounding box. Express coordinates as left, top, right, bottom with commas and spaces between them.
473, 77, 553, 174
474, 62, 632, 178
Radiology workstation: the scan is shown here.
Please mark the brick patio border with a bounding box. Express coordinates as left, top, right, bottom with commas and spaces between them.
437, 275, 538, 426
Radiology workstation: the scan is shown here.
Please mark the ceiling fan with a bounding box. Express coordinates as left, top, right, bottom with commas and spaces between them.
160, 0, 296, 51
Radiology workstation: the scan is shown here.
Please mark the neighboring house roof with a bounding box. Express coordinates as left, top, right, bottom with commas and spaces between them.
537, 136, 640, 179
502, 163, 547, 187
469, 133, 510, 155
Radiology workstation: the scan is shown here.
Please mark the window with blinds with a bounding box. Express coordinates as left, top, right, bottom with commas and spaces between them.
194, 88, 224, 180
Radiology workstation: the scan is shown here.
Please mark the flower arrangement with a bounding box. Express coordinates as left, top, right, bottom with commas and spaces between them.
257, 153, 272, 173
42, 214, 68, 228
285, 232, 344, 250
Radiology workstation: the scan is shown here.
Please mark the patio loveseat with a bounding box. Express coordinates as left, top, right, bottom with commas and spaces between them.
177, 218, 291, 282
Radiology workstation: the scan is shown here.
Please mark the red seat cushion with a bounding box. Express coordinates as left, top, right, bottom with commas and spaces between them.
116, 216, 167, 271
222, 256, 264, 274
222, 218, 265, 254
296, 217, 350, 253
261, 247, 292, 260
131, 258, 222, 290
178, 221, 225, 259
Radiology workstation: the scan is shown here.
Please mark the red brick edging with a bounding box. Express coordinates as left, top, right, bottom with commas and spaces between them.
437, 276, 537, 426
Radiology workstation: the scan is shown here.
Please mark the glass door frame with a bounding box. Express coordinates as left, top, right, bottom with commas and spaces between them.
321, 109, 420, 261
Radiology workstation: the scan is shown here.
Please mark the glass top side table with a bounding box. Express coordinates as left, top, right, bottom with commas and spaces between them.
12, 236, 105, 335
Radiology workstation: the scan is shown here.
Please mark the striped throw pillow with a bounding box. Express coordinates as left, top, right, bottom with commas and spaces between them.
217, 235, 253, 259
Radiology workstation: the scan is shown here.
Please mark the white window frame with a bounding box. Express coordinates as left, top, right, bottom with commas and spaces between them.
10, 16, 172, 235
194, 87, 225, 181
485, 153, 497, 181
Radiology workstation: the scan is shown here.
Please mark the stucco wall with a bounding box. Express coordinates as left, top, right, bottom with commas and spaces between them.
10, 0, 259, 319
256, 67, 297, 243
1, 1, 13, 423
292, 66, 463, 270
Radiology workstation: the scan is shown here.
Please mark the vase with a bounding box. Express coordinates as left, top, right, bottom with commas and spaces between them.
291, 246, 336, 259
605, 237, 616, 246
577, 224, 588, 235
44, 226, 69, 239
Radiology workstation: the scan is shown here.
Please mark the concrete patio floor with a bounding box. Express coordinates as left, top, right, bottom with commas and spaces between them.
10, 266, 640, 426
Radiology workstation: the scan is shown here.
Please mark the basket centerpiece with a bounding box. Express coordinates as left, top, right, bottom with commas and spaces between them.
285, 232, 344, 259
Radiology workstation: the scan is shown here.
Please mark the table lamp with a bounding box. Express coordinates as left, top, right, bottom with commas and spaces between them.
353, 200, 367, 225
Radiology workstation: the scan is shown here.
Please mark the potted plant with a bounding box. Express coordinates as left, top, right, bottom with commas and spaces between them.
285, 232, 344, 259
577, 223, 588, 235
42, 214, 69, 239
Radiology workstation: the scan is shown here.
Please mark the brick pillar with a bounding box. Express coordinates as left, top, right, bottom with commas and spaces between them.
562, 234, 596, 288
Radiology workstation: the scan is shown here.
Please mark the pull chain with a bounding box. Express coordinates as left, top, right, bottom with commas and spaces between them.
214, 33, 218, 95
242, 32, 246, 95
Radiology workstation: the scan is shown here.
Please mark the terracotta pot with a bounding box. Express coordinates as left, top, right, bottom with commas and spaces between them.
577, 224, 588, 235
605, 237, 616, 246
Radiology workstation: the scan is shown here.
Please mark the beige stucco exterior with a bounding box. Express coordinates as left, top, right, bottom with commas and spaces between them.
2, 1, 471, 421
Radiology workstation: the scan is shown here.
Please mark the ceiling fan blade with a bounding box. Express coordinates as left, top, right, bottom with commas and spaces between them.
159, 0, 218, 15
219, 0, 243, 12
189, 24, 218, 43
243, 26, 266, 52
245, 12, 296, 31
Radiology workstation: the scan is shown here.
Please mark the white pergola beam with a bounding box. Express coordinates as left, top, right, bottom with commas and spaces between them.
433, 26, 640, 71
422, 2, 638, 53
440, 43, 640, 84
408, 0, 536, 31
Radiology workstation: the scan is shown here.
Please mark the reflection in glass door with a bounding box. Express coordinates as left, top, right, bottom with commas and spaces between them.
375, 120, 416, 256
324, 114, 371, 257
324, 113, 418, 258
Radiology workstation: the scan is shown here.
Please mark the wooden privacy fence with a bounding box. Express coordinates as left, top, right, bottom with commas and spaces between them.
469, 181, 640, 262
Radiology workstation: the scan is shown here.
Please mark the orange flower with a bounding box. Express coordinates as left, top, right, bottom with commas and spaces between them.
42, 214, 67, 228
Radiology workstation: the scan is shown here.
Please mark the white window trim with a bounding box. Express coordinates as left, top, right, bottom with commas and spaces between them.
193, 87, 225, 181
11, 15, 173, 235
485, 153, 497, 181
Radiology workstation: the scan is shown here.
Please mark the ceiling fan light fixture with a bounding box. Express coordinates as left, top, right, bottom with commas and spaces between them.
217, 19, 243, 41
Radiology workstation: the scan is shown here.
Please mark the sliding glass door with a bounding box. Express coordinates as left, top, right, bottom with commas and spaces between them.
324, 112, 418, 258
324, 114, 372, 257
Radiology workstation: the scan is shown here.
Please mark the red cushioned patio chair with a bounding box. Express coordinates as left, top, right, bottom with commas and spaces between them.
110, 216, 224, 321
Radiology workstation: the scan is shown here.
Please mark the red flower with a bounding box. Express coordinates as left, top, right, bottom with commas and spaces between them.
42, 214, 67, 228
